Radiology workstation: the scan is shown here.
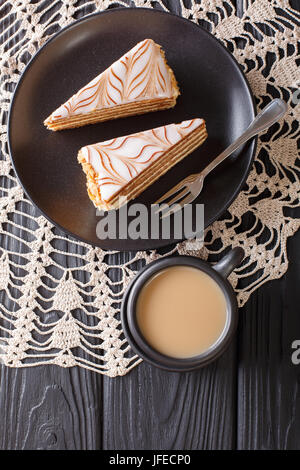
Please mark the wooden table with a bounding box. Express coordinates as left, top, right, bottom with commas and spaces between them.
0, 227, 299, 450
0, 1, 299, 450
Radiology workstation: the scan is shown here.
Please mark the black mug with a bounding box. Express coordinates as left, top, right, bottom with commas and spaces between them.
121, 247, 244, 372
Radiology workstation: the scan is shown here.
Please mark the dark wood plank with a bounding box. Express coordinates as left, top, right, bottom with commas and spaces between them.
237, 230, 300, 449
103, 343, 237, 450
0, 365, 102, 450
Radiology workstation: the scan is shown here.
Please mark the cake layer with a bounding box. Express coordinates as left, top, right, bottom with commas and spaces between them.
108, 128, 207, 210
45, 97, 176, 131
45, 39, 179, 130
78, 119, 207, 211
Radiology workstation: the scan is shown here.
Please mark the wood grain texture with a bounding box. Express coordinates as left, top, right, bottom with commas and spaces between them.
0, 365, 102, 450
103, 344, 237, 450
237, 230, 300, 450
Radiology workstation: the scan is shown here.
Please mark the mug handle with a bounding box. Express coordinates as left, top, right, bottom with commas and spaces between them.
213, 247, 244, 279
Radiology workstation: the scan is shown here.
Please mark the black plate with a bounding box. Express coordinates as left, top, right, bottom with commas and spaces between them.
8, 8, 256, 251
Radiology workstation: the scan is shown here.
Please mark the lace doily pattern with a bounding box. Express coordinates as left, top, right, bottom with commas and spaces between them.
0, 0, 299, 376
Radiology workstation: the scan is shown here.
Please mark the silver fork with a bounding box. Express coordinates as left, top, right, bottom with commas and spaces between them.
155, 99, 288, 218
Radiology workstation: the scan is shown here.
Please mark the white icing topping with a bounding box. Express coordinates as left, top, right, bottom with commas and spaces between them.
46, 39, 178, 123
81, 118, 203, 203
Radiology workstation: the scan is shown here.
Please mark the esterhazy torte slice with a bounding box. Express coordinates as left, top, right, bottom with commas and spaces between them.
78, 118, 207, 211
44, 39, 180, 131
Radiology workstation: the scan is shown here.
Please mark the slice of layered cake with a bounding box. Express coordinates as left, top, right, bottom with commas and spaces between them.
78, 118, 207, 211
44, 39, 180, 131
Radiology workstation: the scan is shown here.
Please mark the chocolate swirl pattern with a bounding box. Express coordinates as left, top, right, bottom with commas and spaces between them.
79, 118, 205, 206
45, 39, 179, 128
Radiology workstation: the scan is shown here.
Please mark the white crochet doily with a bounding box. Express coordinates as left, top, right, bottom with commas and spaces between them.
0, 0, 299, 376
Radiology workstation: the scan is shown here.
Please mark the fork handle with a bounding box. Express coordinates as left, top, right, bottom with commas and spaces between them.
201, 98, 288, 178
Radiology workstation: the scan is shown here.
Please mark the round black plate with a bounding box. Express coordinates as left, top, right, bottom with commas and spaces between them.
8, 8, 256, 251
